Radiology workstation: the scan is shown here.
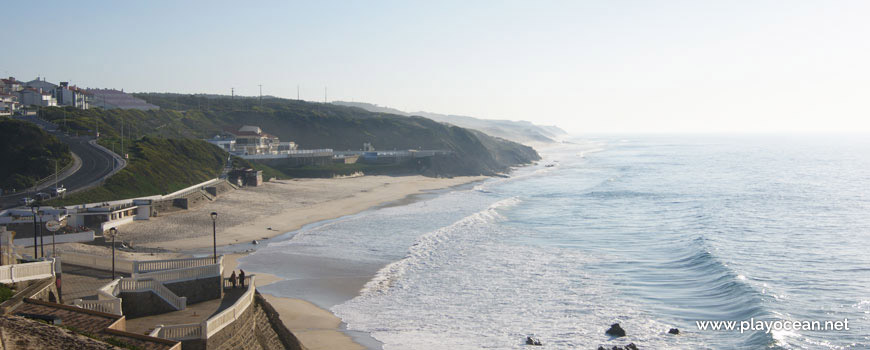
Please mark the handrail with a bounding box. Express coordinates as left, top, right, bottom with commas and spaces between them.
149, 323, 202, 341
204, 275, 255, 338
72, 298, 123, 316
119, 278, 187, 311
0, 259, 55, 284
132, 262, 221, 284
133, 255, 219, 274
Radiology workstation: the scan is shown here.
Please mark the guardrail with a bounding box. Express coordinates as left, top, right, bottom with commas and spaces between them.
132, 258, 222, 284
149, 275, 257, 342
59, 251, 135, 274
71, 298, 123, 316
0, 259, 56, 284
205, 275, 255, 338
133, 256, 218, 274
149, 323, 202, 341
119, 278, 187, 311
222, 275, 252, 289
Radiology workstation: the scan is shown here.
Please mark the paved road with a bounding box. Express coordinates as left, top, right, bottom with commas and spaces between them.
1, 116, 122, 209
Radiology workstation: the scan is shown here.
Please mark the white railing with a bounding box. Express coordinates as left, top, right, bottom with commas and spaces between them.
133, 256, 219, 274
71, 298, 123, 316
59, 251, 135, 274
0, 259, 55, 284
222, 275, 252, 289
204, 275, 256, 338
119, 278, 187, 311
132, 261, 222, 284
98, 278, 121, 300
149, 323, 202, 341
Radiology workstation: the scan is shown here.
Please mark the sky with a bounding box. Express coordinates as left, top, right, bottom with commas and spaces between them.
3, 0, 870, 133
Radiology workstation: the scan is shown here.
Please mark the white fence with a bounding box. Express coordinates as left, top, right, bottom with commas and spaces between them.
0, 259, 56, 284
132, 261, 221, 284
133, 256, 218, 274
71, 298, 123, 315
59, 251, 135, 274
150, 275, 257, 342
119, 278, 187, 310
205, 275, 255, 338
149, 323, 203, 341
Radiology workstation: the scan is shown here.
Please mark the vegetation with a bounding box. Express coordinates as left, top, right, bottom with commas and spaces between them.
0, 284, 14, 303
35, 93, 539, 180
48, 137, 226, 205
0, 119, 72, 191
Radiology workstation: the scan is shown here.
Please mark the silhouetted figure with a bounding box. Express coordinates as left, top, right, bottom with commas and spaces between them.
230, 270, 237, 288
239, 269, 246, 288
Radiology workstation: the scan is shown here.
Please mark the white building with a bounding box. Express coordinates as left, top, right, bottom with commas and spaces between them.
18, 88, 57, 107
207, 125, 297, 156
25, 78, 58, 94
56, 82, 90, 109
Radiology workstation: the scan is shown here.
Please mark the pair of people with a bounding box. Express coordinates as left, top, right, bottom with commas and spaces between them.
228, 269, 246, 288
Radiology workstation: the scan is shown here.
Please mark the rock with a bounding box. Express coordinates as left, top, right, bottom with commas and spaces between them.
525, 336, 542, 346
668, 328, 680, 335
625, 343, 638, 350
252, 240, 259, 245
605, 323, 626, 337
598, 347, 607, 350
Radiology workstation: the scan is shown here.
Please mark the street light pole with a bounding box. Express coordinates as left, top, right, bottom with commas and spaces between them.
211, 212, 218, 263
31, 205, 38, 259
108, 227, 117, 280
39, 212, 44, 258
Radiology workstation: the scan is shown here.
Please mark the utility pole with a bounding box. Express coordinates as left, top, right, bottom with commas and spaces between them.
297, 85, 300, 100
231, 87, 234, 99
258, 84, 262, 107
324, 87, 327, 103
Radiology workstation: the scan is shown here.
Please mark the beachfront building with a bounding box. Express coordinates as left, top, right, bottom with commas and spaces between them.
87, 88, 160, 110
207, 125, 297, 156
0, 77, 24, 93
0, 93, 19, 115
55, 82, 90, 109
18, 88, 57, 107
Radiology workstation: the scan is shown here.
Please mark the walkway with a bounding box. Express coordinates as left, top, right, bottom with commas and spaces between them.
62, 264, 129, 301
124, 286, 247, 335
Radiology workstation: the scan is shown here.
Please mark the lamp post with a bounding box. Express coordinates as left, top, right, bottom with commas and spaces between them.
38, 210, 44, 258
211, 212, 218, 263
108, 227, 117, 280
31, 204, 38, 259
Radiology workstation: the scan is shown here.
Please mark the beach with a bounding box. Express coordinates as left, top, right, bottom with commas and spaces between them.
61, 175, 485, 349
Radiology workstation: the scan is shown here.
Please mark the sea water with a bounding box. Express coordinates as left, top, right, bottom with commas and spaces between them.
241, 135, 870, 349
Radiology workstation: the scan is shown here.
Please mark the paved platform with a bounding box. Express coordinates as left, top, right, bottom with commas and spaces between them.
124, 287, 247, 335
61, 264, 129, 301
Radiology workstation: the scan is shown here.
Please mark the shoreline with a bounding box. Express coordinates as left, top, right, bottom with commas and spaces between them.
120, 175, 489, 350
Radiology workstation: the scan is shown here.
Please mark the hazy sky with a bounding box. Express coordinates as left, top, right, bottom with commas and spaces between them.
3, 1, 870, 133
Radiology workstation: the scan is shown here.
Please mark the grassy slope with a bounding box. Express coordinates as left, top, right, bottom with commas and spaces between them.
0, 118, 72, 191
48, 137, 226, 205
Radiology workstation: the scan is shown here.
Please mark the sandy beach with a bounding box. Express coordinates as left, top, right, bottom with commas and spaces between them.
58, 175, 485, 349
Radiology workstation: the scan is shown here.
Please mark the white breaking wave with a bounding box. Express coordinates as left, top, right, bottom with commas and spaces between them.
360, 196, 521, 295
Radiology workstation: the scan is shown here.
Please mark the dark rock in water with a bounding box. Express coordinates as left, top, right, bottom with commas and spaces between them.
668, 328, 680, 335
598, 344, 638, 350
525, 336, 542, 346
597, 347, 607, 350
625, 343, 638, 350
605, 323, 626, 337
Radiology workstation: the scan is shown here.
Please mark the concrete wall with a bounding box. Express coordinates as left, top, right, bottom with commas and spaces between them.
164, 276, 222, 305
119, 290, 176, 318
13, 231, 94, 247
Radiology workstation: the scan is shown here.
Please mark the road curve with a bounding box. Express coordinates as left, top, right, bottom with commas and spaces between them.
1, 117, 124, 209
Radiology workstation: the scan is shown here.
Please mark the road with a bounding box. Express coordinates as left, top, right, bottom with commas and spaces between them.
0, 116, 123, 209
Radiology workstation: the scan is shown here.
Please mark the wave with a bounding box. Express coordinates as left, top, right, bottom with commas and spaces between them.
359, 197, 521, 295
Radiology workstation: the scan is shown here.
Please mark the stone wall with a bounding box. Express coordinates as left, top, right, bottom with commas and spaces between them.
164, 276, 222, 304
119, 290, 176, 318
180, 292, 305, 350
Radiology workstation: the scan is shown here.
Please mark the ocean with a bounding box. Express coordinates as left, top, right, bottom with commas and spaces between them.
240, 135, 870, 349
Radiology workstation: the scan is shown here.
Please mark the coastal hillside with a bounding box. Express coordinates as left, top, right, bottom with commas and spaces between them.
332, 101, 568, 144
0, 118, 72, 191
39, 95, 540, 176
48, 137, 226, 205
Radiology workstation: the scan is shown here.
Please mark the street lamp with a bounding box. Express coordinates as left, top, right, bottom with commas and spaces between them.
30, 204, 38, 259
108, 227, 117, 279
211, 212, 218, 263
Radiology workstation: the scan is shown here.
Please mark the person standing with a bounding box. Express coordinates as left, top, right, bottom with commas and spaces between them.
239, 269, 246, 288
229, 270, 237, 288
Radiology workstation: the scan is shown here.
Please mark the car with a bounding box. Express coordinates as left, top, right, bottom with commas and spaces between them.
52, 186, 66, 196
35, 192, 51, 201
18, 197, 34, 206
